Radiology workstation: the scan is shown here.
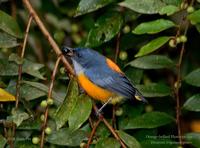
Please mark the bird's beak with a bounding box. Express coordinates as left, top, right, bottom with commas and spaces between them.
62, 46, 74, 57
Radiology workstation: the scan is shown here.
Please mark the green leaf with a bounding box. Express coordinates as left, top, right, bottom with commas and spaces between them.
22, 59, 45, 80
184, 68, 200, 87
7, 109, 29, 127
0, 59, 18, 76
133, 20, 175, 35
96, 122, 111, 139
86, 12, 123, 47
0, 31, 19, 48
76, 0, 114, 16
183, 94, 200, 112
117, 130, 141, 148
95, 138, 121, 148
0, 10, 23, 38
119, 0, 166, 14
68, 95, 92, 131
14, 140, 38, 148
0, 135, 6, 148
46, 128, 86, 146
136, 83, 171, 97
185, 132, 200, 148
6, 81, 46, 101
135, 36, 170, 57
22, 81, 64, 104
195, 24, 200, 33
9, 53, 23, 64
54, 80, 79, 130
122, 112, 175, 130
161, 0, 182, 6
127, 55, 174, 69
18, 119, 40, 130
159, 5, 179, 16
188, 9, 200, 24
0, 55, 45, 80
118, 104, 144, 129
125, 67, 143, 84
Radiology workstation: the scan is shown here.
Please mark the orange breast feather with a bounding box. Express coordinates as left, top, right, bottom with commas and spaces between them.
77, 73, 114, 102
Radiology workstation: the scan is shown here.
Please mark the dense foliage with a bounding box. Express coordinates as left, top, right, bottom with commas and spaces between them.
0, 0, 200, 147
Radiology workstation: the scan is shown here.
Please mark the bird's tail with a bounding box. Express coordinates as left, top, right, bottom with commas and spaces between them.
134, 89, 148, 103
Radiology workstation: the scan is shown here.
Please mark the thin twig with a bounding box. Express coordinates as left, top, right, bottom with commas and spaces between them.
174, 0, 194, 146
40, 56, 61, 148
9, 15, 33, 148
86, 119, 101, 148
114, 33, 121, 62
15, 15, 33, 108
92, 105, 126, 148
88, 117, 94, 129
112, 33, 121, 129
22, 0, 74, 76
11, 0, 16, 18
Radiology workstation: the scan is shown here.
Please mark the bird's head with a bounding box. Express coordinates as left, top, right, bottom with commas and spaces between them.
62, 46, 103, 67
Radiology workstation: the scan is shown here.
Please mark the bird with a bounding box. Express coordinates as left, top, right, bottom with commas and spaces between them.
62, 47, 147, 113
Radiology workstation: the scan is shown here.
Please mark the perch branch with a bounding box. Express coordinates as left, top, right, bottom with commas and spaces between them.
86, 119, 101, 148
92, 104, 127, 148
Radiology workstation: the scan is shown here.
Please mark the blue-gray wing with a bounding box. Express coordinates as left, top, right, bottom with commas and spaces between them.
85, 67, 135, 99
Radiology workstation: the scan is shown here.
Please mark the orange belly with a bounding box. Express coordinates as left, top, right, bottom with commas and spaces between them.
77, 73, 115, 102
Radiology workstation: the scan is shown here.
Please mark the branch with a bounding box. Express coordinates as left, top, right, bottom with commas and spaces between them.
15, 15, 33, 108
22, 0, 74, 76
114, 33, 121, 62
86, 119, 101, 148
92, 104, 127, 148
174, 0, 194, 146
40, 56, 61, 148
9, 14, 33, 148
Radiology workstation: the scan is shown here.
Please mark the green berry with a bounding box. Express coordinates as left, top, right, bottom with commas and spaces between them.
80, 142, 86, 148
115, 108, 123, 116
32, 137, 40, 144
123, 25, 131, 34
145, 105, 153, 112
54, 31, 65, 44
40, 100, 48, 108
180, 2, 188, 9
47, 98, 54, 105
59, 67, 65, 75
40, 114, 45, 121
176, 37, 181, 44
119, 51, 128, 61
72, 34, 82, 44
45, 127, 52, 135
174, 81, 181, 89
71, 24, 79, 33
187, 6, 194, 13
180, 35, 187, 43
92, 139, 97, 144
169, 39, 176, 48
